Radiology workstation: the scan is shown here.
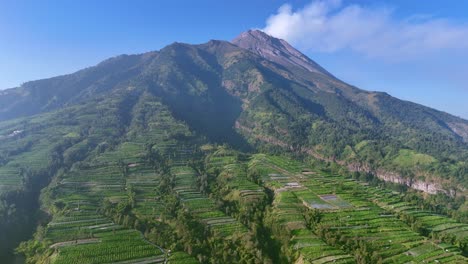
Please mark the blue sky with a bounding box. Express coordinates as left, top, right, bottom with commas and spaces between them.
1, 0, 467, 119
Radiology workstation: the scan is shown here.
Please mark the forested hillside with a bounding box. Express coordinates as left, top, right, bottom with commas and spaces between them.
0, 30, 466, 263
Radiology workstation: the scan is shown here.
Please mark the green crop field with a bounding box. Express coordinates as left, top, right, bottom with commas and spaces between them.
248, 154, 467, 263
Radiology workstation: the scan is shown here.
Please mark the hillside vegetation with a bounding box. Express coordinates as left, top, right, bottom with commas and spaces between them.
0, 30, 466, 263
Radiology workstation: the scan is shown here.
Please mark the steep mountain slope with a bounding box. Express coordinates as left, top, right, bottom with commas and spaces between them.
234, 30, 468, 141
0, 30, 467, 194
232, 30, 333, 77
231, 30, 468, 192
1, 29, 468, 264
0, 52, 158, 120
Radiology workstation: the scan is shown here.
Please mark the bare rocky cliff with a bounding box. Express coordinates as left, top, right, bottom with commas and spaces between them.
232, 30, 333, 77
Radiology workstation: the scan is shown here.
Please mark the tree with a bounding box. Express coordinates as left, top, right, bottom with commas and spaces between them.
303, 208, 322, 229
127, 185, 136, 208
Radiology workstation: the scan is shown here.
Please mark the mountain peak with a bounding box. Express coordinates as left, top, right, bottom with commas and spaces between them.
232, 30, 331, 76
235, 29, 276, 42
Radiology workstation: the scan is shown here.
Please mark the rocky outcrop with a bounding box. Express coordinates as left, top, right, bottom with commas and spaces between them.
232, 30, 332, 77
345, 162, 454, 195
448, 122, 468, 143
375, 169, 440, 194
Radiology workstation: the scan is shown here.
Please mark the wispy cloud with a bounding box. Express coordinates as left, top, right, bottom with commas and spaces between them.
263, 0, 468, 60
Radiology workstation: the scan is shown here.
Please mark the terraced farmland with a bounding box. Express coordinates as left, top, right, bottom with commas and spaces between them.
1, 93, 466, 264
249, 154, 467, 263
6, 94, 201, 264
204, 149, 267, 226
35, 151, 186, 264
53, 230, 165, 264
172, 165, 248, 237
250, 155, 355, 264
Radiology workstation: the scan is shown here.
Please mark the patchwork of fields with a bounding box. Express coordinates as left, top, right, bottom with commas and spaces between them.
1, 94, 201, 263
0, 94, 466, 263
249, 154, 467, 263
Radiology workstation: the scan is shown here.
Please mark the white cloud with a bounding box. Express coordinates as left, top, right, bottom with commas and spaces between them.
263, 0, 468, 60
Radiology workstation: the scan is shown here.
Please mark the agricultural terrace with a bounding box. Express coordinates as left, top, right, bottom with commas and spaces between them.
204, 148, 267, 226
15, 95, 200, 264
40, 145, 194, 264
172, 165, 248, 237
165, 144, 272, 262
249, 154, 467, 263
365, 185, 468, 253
